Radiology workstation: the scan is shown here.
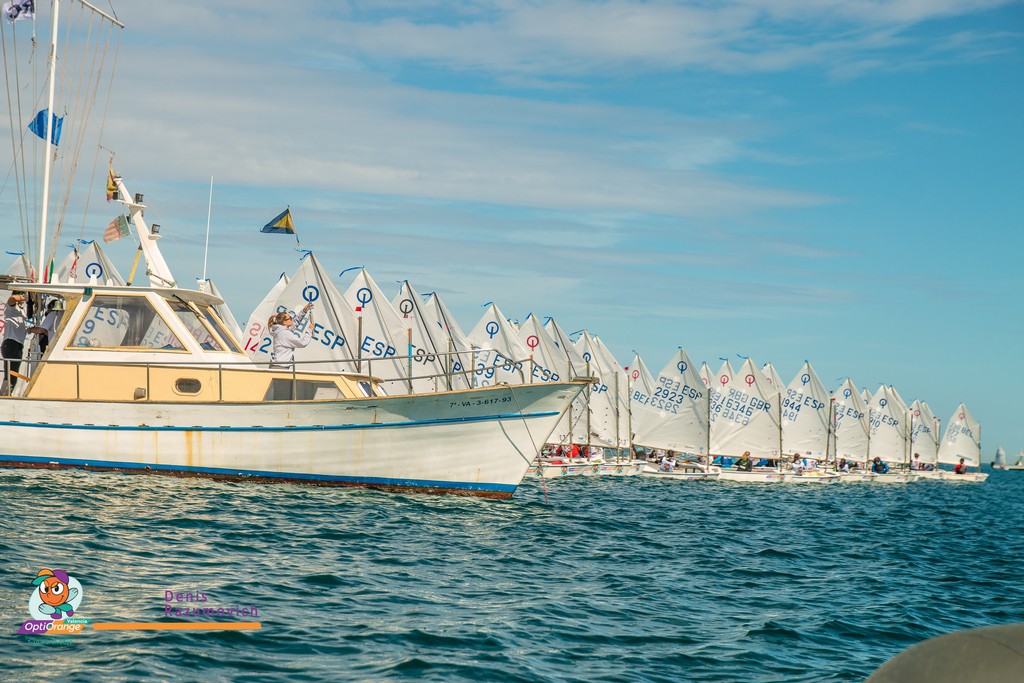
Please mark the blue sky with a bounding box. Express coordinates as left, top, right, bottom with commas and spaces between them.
3, 1, 1022, 459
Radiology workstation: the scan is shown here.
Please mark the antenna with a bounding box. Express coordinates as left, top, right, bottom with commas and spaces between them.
201, 175, 213, 286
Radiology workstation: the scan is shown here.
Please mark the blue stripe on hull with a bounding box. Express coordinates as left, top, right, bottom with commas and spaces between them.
0, 454, 518, 496
0, 410, 559, 433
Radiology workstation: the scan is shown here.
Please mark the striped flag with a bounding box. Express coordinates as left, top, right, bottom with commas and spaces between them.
104, 215, 130, 243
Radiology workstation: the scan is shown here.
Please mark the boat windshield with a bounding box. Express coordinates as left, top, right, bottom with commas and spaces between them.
167, 300, 226, 351
69, 294, 185, 350
197, 305, 244, 353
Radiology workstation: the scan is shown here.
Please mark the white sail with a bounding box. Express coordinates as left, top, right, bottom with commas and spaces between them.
994, 447, 1007, 467
938, 403, 981, 467
2, 252, 33, 290
342, 268, 416, 392
392, 281, 473, 392
518, 314, 578, 384
542, 317, 589, 377
868, 385, 909, 463
710, 358, 781, 458
861, 388, 872, 403
419, 290, 476, 387
761, 362, 785, 392
909, 400, 940, 466
54, 241, 125, 285
593, 335, 630, 448
700, 362, 714, 390
831, 378, 870, 462
572, 331, 624, 448
242, 253, 359, 371
241, 273, 288, 345
781, 362, 829, 458
543, 317, 589, 444
631, 348, 709, 455
467, 303, 531, 387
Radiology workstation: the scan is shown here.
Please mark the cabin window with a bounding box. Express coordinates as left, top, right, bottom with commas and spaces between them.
175, 378, 202, 394
358, 381, 377, 397
198, 306, 244, 353
264, 379, 343, 401
168, 301, 225, 351
69, 295, 185, 350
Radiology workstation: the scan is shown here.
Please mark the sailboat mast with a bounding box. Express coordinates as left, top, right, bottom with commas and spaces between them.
36, 0, 61, 283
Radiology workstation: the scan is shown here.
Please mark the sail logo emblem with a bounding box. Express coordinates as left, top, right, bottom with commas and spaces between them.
485, 321, 499, 338
302, 285, 320, 303
29, 569, 82, 620
84, 262, 103, 279
18, 568, 90, 637
677, 360, 688, 373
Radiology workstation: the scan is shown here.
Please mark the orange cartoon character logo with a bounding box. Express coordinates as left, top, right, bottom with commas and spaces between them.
30, 569, 81, 620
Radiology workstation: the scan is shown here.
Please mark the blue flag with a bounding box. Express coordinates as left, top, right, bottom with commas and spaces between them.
28, 109, 63, 146
261, 208, 295, 234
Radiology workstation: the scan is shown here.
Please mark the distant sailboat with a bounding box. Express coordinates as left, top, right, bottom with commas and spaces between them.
831, 378, 876, 482
865, 385, 913, 483
781, 362, 829, 460
992, 447, 1008, 470
631, 350, 718, 481
908, 399, 941, 479
936, 404, 989, 482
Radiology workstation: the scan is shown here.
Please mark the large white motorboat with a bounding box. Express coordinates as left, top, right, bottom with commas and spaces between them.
0, 179, 586, 498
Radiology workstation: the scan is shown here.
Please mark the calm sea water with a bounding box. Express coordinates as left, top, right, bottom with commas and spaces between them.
1, 468, 1021, 682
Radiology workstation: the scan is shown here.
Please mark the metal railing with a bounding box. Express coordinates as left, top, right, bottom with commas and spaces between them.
1, 349, 592, 403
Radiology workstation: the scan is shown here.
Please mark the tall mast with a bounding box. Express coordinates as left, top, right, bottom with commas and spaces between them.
37, 0, 61, 283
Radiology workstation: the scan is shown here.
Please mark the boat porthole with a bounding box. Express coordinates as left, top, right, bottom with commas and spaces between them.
175, 378, 202, 394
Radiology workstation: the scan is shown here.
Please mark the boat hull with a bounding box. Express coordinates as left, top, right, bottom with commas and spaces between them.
0, 382, 584, 498
718, 469, 787, 483
836, 471, 879, 483
526, 461, 592, 478
864, 472, 914, 484
526, 459, 646, 478
640, 463, 720, 481
777, 471, 840, 484
916, 470, 989, 483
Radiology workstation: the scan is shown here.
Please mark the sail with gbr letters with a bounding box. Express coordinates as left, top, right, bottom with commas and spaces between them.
710, 358, 781, 458
938, 403, 981, 467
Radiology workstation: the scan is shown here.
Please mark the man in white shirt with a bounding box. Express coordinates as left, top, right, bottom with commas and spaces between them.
37, 298, 64, 354
2, 292, 46, 393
